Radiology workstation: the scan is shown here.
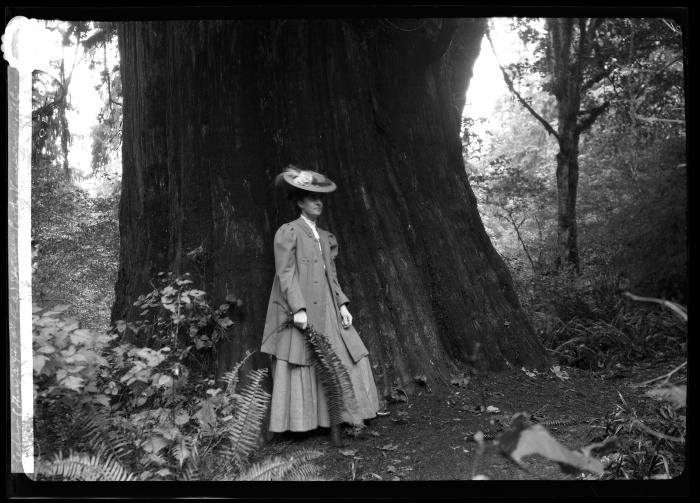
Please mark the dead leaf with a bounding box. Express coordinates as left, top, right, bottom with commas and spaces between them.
369, 431, 381, 437
391, 476, 401, 481
389, 387, 408, 403
414, 374, 428, 386
340, 449, 358, 457
380, 443, 398, 451
486, 406, 500, 414
450, 373, 470, 387
579, 437, 619, 458
521, 367, 538, 378
646, 384, 686, 409
551, 365, 570, 381
386, 465, 396, 473
472, 474, 490, 480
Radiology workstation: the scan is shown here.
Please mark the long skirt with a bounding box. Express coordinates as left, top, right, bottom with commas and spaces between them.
268, 284, 380, 433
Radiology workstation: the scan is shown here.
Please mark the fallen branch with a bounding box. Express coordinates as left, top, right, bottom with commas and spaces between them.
636, 361, 687, 388
631, 420, 684, 444
622, 292, 687, 322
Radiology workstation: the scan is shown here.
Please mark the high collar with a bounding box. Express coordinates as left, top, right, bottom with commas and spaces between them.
299, 213, 318, 229
296, 216, 317, 239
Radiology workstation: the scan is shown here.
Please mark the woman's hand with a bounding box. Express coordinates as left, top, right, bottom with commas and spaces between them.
340, 304, 353, 328
293, 309, 308, 330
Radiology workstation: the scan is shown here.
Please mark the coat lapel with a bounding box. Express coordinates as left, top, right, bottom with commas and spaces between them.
296, 216, 324, 261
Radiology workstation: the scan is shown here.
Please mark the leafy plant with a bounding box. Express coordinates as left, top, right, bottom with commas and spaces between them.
33, 276, 324, 481
123, 272, 235, 374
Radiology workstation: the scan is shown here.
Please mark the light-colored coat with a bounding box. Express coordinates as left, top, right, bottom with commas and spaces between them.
261, 217, 369, 366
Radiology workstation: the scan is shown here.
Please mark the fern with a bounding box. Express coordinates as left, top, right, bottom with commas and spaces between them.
37, 449, 136, 481
298, 322, 359, 426
220, 350, 255, 399
236, 449, 324, 481
181, 458, 200, 481
171, 435, 198, 469
76, 408, 134, 463
221, 368, 271, 467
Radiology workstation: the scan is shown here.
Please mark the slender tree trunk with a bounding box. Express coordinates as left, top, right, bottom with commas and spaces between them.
59, 57, 70, 180
555, 128, 580, 273
547, 18, 584, 274
114, 19, 548, 394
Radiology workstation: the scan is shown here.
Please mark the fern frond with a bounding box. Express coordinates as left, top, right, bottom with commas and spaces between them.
37, 450, 136, 481
301, 323, 359, 426
235, 456, 293, 481
235, 449, 325, 481
171, 436, 198, 469
77, 409, 134, 462
217, 444, 246, 472
223, 368, 271, 462
285, 462, 323, 481
221, 350, 256, 398
181, 458, 200, 481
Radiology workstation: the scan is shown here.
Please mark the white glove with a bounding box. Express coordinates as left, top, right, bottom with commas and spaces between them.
340, 304, 353, 328
293, 309, 308, 330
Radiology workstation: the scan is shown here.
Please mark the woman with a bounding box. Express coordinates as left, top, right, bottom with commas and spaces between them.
261, 166, 380, 446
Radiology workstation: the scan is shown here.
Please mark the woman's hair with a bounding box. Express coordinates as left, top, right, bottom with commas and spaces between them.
287, 188, 314, 203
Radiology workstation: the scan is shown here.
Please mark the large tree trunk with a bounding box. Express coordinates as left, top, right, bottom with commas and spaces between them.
114, 19, 547, 395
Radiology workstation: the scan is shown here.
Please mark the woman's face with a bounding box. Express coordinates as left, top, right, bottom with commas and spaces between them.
298, 194, 324, 219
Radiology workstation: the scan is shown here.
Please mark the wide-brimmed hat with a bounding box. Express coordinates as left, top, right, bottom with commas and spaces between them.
274, 165, 337, 193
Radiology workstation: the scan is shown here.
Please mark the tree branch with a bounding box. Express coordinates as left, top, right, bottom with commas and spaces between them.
581, 66, 613, 92
576, 101, 608, 133
485, 30, 561, 143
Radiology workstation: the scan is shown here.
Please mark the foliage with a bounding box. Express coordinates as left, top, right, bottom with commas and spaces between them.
586, 390, 685, 480
123, 272, 236, 374
33, 276, 324, 481
480, 17, 685, 270
32, 178, 120, 330
236, 449, 325, 481
467, 17, 686, 309
32, 21, 122, 329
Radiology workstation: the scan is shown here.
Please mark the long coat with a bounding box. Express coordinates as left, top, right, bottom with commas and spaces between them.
261, 216, 369, 366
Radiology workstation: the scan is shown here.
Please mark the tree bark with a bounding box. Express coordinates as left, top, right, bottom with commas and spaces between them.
114, 19, 548, 395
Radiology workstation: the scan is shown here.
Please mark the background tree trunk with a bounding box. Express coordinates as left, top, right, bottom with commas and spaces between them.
555, 120, 581, 273
114, 19, 547, 395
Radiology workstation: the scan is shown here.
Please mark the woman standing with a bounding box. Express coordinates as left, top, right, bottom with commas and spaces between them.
261, 166, 380, 446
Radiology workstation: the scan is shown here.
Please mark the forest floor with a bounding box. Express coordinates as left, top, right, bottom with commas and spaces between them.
252, 354, 687, 482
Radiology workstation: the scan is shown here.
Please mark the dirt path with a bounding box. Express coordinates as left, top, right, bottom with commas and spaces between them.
252, 355, 685, 481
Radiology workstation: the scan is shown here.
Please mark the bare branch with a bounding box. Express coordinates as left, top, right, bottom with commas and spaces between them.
633, 115, 685, 125
622, 291, 687, 322
485, 30, 561, 143
576, 101, 608, 133
631, 420, 685, 444
636, 361, 687, 387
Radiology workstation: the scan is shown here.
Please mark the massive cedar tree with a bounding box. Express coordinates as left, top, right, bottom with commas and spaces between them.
114, 19, 547, 395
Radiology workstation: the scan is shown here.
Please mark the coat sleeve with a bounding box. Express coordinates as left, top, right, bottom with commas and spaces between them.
327, 232, 350, 307
274, 224, 306, 314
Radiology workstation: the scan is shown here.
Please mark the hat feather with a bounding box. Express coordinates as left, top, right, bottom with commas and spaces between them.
274, 165, 300, 187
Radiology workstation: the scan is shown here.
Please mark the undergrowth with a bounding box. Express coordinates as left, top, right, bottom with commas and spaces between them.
33, 274, 324, 481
